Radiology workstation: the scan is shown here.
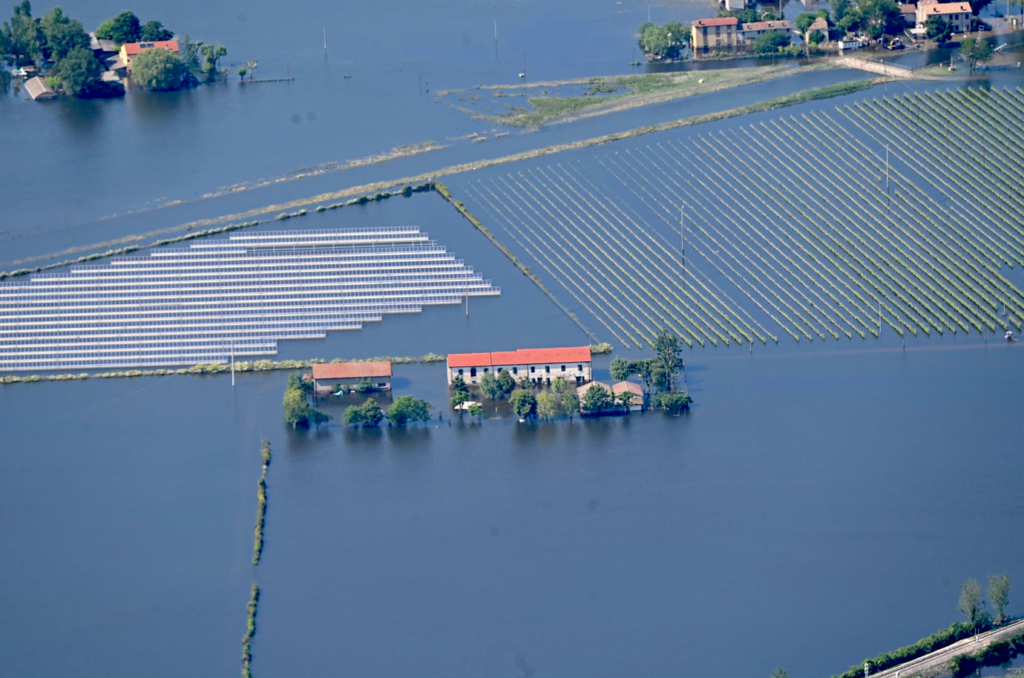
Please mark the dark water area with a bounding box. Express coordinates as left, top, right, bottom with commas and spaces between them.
2, 337, 1022, 678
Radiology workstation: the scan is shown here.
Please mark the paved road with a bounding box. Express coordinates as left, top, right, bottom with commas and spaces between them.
868, 618, 1024, 678
835, 57, 916, 79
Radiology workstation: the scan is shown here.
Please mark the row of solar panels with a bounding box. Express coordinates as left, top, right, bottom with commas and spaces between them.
0, 227, 499, 371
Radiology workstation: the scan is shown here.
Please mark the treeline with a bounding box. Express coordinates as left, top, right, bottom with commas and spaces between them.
950, 630, 1024, 677
637, 22, 690, 60
342, 396, 433, 428
251, 441, 271, 565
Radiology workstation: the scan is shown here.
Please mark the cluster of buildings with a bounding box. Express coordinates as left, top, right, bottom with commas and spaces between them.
21, 34, 180, 101
911, 0, 973, 35
690, 16, 797, 52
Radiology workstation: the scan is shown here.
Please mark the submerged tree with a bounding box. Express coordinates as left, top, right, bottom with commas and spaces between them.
509, 388, 537, 421
95, 10, 141, 45
988, 574, 1011, 625
958, 578, 985, 628
387, 396, 432, 427
139, 20, 173, 42
581, 384, 613, 414
536, 391, 560, 420
131, 47, 186, 91
960, 37, 993, 74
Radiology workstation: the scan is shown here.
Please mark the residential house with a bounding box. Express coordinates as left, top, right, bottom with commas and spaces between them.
741, 20, 795, 45
24, 76, 57, 100
576, 381, 614, 412
691, 17, 741, 51
806, 16, 830, 42
119, 40, 180, 72
916, 2, 972, 32
446, 347, 593, 386
311, 361, 392, 394
88, 32, 119, 56
900, 4, 918, 26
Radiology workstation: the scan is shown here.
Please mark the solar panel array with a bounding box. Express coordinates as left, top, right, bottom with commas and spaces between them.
0, 227, 500, 372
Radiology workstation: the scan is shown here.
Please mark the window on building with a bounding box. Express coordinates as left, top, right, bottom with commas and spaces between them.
458, 368, 464, 375
530, 366, 536, 373
578, 364, 583, 371
512, 367, 518, 374
470, 367, 477, 377
545, 365, 550, 373
561, 365, 566, 371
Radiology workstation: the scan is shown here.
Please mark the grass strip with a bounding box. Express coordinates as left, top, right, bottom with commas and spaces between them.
241, 582, 259, 678
138, 79, 885, 236
252, 441, 271, 566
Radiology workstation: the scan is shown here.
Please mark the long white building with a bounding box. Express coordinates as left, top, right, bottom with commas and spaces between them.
0, 227, 499, 372
446, 347, 593, 385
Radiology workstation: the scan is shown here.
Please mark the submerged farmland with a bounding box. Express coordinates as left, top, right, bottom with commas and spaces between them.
0, 227, 498, 371
453, 87, 1024, 350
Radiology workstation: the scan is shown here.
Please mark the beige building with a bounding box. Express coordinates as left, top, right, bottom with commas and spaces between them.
916, 2, 972, 32
691, 17, 741, 51
741, 20, 795, 44
612, 382, 645, 411
447, 347, 593, 386
311, 361, 392, 394
806, 16, 830, 42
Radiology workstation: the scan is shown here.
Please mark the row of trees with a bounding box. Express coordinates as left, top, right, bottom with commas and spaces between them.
342, 395, 434, 427
610, 329, 683, 392
94, 10, 172, 45
959, 574, 1012, 627
637, 21, 690, 60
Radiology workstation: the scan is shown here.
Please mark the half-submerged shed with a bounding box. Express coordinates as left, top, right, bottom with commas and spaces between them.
24, 77, 58, 101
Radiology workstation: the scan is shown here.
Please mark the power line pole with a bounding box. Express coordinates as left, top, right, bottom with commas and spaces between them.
323, 21, 328, 53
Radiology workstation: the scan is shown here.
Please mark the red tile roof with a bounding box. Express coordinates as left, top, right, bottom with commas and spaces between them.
743, 20, 793, 31
448, 347, 592, 368
693, 17, 739, 27
447, 352, 493, 368
122, 40, 179, 56
922, 2, 970, 13
312, 361, 392, 380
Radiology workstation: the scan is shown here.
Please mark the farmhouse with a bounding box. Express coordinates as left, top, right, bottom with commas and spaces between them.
806, 16, 829, 41
311, 361, 392, 394
119, 40, 180, 71
916, 2, 972, 32
447, 347, 593, 385
691, 17, 741, 51
900, 3, 918, 26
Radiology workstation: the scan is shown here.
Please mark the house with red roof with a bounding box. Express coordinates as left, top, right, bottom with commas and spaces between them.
311, 361, 392, 394
447, 347, 592, 386
118, 40, 179, 72
691, 17, 741, 51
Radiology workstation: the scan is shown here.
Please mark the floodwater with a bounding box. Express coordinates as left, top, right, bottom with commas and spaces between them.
2, 0, 1024, 676
1, 339, 1023, 678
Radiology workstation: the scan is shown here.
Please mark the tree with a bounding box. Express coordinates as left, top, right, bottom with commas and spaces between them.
924, 16, 952, 43
287, 373, 312, 396
988, 574, 1011, 625
178, 35, 202, 86
616, 389, 636, 412
342, 404, 365, 426
479, 371, 502, 400
833, 0, 854, 23
40, 7, 88, 61
509, 388, 537, 421
199, 43, 226, 75
131, 47, 185, 91
237, 65, 246, 81
451, 389, 468, 415
860, 0, 903, 36
560, 390, 580, 419
95, 10, 140, 45
536, 391, 560, 420
360, 399, 384, 427
55, 46, 101, 96
796, 12, 821, 32
581, 384, 613, 414
496, 369, 516, 397
140, 20, 173, 42
970, 0, 994, 14
753, 30, 790, 55
634, 359, 655, 393
958, 578, 985, 628
839, 12, 864, 33
387, 396, 432, 427
770, 669, 789, 678
467, 402, 484, 420
610, 356, 631, 382
7, 1, 43, 64
809, 31, 825, 45
638, 21, 689, 60
654, 392, 693, 411
654, 328, 682, 388
245, 59, 258, 80
310, 409, 332, 429
960, 37, 994, 74
283, 388, 312, 428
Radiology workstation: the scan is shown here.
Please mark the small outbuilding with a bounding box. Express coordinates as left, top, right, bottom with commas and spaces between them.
24, 76, 58, 101
612, 381, 645, 411
311, 361, 392, 394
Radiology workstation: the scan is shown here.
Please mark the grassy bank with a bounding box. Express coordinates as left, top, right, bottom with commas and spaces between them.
456, 64, 834, 128
433, 181, 600, 343
0, 355, 447, 385
152, 78, 883, 235
241, 582, 259, 678
252, 441, 271, 566
829, 620, 995, 678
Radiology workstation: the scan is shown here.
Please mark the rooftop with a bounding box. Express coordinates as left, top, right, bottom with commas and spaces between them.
448, 347, 592, 368
693, 17, 740, 28
311, 361, 392, 380
743, 20, 794, 31
24, 76, 57, 100
121, 40, 179, 56
808, 17, 829, 30
612, 381, 644, 396
921, 1, 971, 13
577, 381, 613, 396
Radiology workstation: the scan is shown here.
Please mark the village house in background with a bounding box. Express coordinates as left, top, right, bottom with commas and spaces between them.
806, 16, 830, 41
612, 382, 645, 411
691, 17, 741, 51
900, 3, 918, 26
915, 1, 972, 33
742, 20, 795, 43
446, 347, 593, 386
311, 362, 392, 394
118, 40, 180, 72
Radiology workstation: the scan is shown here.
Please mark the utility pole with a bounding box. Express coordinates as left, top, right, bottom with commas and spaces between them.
323, 21, 328, 53
231, 343, 236, 388
494, 18, 498, 54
